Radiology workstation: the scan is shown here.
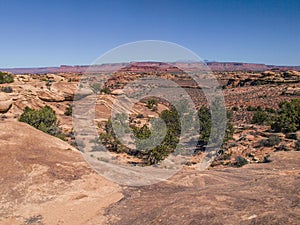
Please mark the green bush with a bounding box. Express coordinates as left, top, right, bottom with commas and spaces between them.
90, 83, 101, 94
247, 106, 262, 111
197, 102, 234, 148
64, 104, 73, 116
0, 72, 14, 84
98, 100, 234, 166
145, 145, 169, 165
233, 156, 248, 167
146, 99, 158, 109
1, 86, 13, 93
97, 118, 129, 153
19, 106, 65, 140
45, 80, 53, 89
259, 135, 281, 147
198, 106, 211, 145
265, 107, 275, 113
271, 99, 300, 133
251, 111, 270, 125
250, 99, 300, 134
132, 108, 180, 164
232, 106, 239, 111
136, 113, 144, 118
276, 144, 288, 151
159, 108, 180, 149
133, 124, 151, 139
100, 87, 111, 94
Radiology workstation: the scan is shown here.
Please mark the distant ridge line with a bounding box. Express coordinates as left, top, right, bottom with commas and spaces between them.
1, 62, 300, 74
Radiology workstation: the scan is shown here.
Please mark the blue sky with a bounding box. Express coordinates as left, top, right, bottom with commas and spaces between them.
0, 0, 299, 68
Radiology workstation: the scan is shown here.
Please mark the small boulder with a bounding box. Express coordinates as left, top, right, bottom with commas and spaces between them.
111, 89, 124, 95
0, 93, 12, 112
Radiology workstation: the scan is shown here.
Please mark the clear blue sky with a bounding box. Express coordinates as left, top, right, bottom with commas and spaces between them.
0, 0, 299, 68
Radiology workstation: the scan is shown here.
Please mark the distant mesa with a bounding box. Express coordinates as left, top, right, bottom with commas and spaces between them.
1, 61, 300, 74
119, 62, 185, 73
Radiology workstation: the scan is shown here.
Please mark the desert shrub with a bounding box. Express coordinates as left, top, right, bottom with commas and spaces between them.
247, 106, 255, 111
98, 99, 234, 165
23, 215, 43, 225
72, 139, 86, 149
267, 135, 281, 146
146, 99, 158, 109
250, 80, 260, 86
259, 135, 281, 147
90, 83, 101, 94
100, 87, 111, 94
197, 102, 234, 149
97, 118, 129, 153
247, 106, 262, 111
296, 140, 300, 151
0, 72, 14, 84
285, 133, 298, 140
261, 154, 272, 163
265, 107, 275, 113
19, 106, 65, 140
98, 108, 181, 165
250, 99, 300, 133
98, 132, 118, 151
145, 145, 169, 165
232, 106, 239, 111
89, 83, 111, 94
233, 156, 248, 167
134, 108, 181, 165
271, 99, 300, 133
133, 124, 151, 139
251, 110, 270, 125
159, 108, 181, 149
198, 106, 212, 145
136, 113, 144, 118
64, 104, 73, 116
217, 151, 232, 160
1, 86, 13, 93
45, 80, 53, 89
276, 144, 288, 151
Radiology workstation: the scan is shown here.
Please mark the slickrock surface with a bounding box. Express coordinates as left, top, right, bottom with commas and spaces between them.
0, 121, 122, 225
107, 151, 300, 225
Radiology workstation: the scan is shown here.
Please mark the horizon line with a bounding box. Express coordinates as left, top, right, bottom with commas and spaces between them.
1, 60, 300, 70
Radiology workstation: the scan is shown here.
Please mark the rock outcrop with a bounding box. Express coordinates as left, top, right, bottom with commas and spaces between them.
0, 93, 12, 112
37, 90, 65, 102
0, 121, 122, 225
51, 82, 77, 101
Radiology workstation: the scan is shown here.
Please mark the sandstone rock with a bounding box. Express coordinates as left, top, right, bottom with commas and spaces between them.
253, 156, 260, 162
262, 71, 276, 77
283, 70, 300, 78
0, 93, 12, 112
51, 82, 77, 100
111, 89, 124, 95
245, 134, 255, 141
283, 87, 300, 96
37, 90, 65, 102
